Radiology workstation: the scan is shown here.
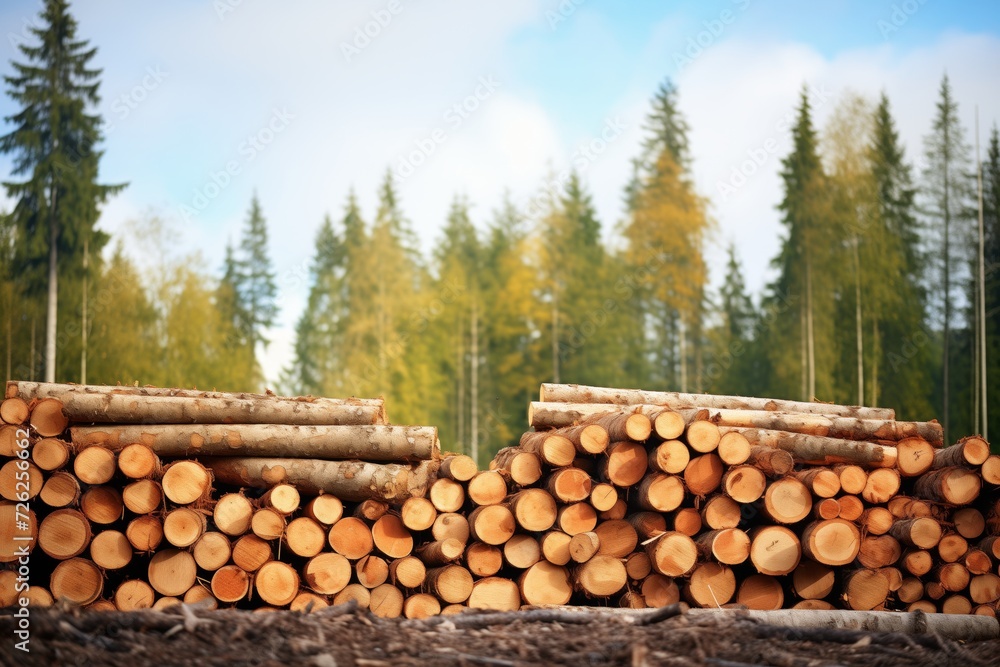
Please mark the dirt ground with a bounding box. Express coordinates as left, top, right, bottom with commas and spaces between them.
2, 602, 998, 667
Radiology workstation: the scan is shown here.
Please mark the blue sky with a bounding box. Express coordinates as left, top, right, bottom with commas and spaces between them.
1, 1, 999, 384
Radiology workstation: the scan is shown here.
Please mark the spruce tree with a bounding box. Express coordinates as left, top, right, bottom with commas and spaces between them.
770, 88, 836, 401
1, 0, 124, 381
624, 86, 709, 393
868, 93, 934, 418
983, 127, 999, 440
236, 194, 278, 349
921, 74, 975, 440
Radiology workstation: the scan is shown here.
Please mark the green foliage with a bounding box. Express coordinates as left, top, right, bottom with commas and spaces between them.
0, 0, 124, 379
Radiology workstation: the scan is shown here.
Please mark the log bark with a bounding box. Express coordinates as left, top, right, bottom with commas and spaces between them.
635, 472, 685, 512
426, 565, 473, 604
519, 431, 575, 467
890, 518, 942, 549
933, 436, 992, 468
719, 427, 898, 468
389, 555, 427, 589
201, 457, 436, 503
695, 528, 750, 565
438, 454, 477, 481
72, 423, 437, 462
10, 380, 386, 425
601, 441, 647, 487
491, 447, 542, 486
913, 467, 981, 505
538, 383, 895, 419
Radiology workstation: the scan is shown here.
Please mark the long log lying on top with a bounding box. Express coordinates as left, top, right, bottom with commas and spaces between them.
528, 401, 944, 446
718, 427, 897, 469
9, 382, 385, 426
539, 384, 894, 420
527, 402, 939, 445
694, 408, 939, 445
200, 457, 437, 502
70, 424, 438, 461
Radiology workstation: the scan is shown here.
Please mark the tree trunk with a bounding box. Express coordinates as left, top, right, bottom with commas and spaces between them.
490, 447, 542, 486
9, 381, 386, 425
719, 427, 897, 468
201, 457, 436, 503
45, 203, 57, 384
72, 423, 438, 462
538, 384, 895, 419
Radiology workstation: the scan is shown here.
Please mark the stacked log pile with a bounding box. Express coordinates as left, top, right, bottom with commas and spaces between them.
0, 381, 439, 613
521, 383, 1000, 615
2, 380, 999, 618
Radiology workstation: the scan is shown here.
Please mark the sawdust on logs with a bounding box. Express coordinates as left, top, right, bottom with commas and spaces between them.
1, 601, 996, 667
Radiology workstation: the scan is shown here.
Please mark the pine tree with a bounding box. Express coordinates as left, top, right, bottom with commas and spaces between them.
236, 194, 278, 349
769, 88, 837, 401
1, 0, 124, 381
921, 74, 976, 440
